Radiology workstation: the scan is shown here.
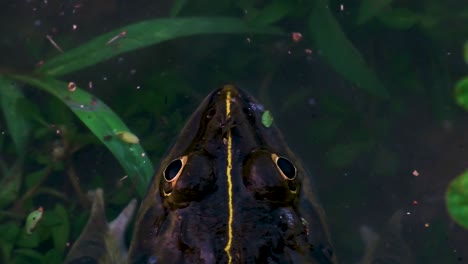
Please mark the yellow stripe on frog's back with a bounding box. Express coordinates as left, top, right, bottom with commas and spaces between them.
223, 87, 234, 263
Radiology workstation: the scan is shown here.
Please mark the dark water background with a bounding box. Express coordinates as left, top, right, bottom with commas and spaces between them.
0, 0, 467, 263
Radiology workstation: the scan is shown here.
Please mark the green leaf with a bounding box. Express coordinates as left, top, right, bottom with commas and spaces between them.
0, 222, 21, 243
13, 249, 43, 262
455, 77, 468, 111
0, 223, 20, 264
25, 169, 49, 189
378, 8, 419, 29
249, 0, 294, 26
0, 77, 32, 157
43, 248, 62, 263
309, 0, 388, 98
50, 204, 69, 256
36, 17, 283, 76
261, 110, 274, 128
0, 160, 23, 209
15, 228, 40, 248
8, 75, 153, 197
446, 170, 468, 229
357, 0, 392, 25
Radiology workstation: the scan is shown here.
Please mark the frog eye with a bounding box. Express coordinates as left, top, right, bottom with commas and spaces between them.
272, 154, 297, 180
163, 156, 187, 182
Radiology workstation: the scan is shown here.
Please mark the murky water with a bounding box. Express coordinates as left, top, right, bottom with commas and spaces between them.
0, 0, 466, 263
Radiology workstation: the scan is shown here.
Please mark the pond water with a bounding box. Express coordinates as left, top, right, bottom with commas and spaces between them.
0, 0, 466, 263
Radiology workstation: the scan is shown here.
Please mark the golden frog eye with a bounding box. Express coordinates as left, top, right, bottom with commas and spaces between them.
162, 156, 188, 196
272, 153, 297, 180
164, 160, 181, 182
163, 156, 187, 182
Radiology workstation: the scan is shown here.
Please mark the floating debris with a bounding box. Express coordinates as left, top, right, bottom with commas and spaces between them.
291, 32, 302, 43
46, 34, 64, 53
35, 60, 45, 68
120, 175, 128, 181
116, 131, 139, 144
261, 110, 274, 128
68, 82, 76, 92
106, 31, 127, 46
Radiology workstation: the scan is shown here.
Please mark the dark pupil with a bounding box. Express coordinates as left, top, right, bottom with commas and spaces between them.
277, 157, 295, 179
164, 159, 182, 181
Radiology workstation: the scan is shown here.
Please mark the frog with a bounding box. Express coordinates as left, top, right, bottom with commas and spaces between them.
65, 85, 337, 264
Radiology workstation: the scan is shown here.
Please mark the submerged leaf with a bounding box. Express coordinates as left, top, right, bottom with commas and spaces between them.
378, 8, 420, 29
0, 160, 23, 209
261, 110, 274, 128
50, 204, 69, 256
249, 0, 294, 26
43, 249, 63, 263
116, 131, 140, 144
0, 78, 32, 157
309, 0, 388, 98
8, 75, 153, 197
455, 77, 468, 111
13, 249, 43, 262
446, 171, 468, 229
36, 17, 282, 76
0, 223, 20, 262
357, 0, 392, 24
15, 228, 40, 248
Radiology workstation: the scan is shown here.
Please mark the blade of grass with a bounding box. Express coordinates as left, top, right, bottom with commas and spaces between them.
36, 17, 283, 76
0, 77, 32, 158
309, 0, 389, 98
7, 74, 153, 197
